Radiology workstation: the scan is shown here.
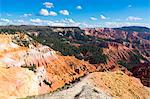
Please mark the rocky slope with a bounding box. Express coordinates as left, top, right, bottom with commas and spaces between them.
30, 71, 150, 99
83, 27, 150, 52
132, 63, 150, 87
83, 27, 150, 86
0, 26, 150, 98
0, 33, 96, 98
0, 66, 39, 99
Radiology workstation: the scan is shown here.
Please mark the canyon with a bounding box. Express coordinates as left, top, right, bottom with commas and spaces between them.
0, 26, 149, 98
0, 33, 96, 98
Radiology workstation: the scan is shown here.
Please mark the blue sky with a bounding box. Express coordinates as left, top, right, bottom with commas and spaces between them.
0, 0, 150, 27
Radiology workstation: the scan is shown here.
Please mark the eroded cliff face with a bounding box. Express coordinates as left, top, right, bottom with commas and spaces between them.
103, 42, 131, 63
0, 33, 96, 98
92, 41, 132, 75
83, 28, 150, 51
132, 63, 150, 87
0, 31, 149, 98
0, 66, 39, 99
84, 28, 127, 40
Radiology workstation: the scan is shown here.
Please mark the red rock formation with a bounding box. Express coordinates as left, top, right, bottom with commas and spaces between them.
0, 33, 96, 97
89, 71, 150, 99
132, 63, 150, 87
33, 71, 150, 99
0, 66, 39, 99
0, 32, 149, 98
83, 28, 150, 50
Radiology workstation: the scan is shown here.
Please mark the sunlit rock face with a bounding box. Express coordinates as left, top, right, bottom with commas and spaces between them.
0, 33, 55, 67
31, 71, 150, 99
0, 67, 39, 99
0, 33, 96, 98
88, 71, 150, 99
0, 31, 149, 98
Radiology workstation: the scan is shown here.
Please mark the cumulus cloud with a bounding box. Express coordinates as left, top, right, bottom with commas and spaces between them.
76, 6, 82, 10
64, 18, 75, 23
0, 18, 32, 25
49, 11, 57, 16
100, 15, 106, 20
30, 18, 44, 23
39, 9, 57, 16
59, 10, 69, 16
23, 13, 32, 17
0, 18, 25, 25
39, 9, 49, 16
90, 17, 97, 21
43, 2, 54, 8
0, 18, 87, 27
29, 18, 82, 26
0, 18, 10, 22
62, 18, 81, 26
126, 16, 142, 21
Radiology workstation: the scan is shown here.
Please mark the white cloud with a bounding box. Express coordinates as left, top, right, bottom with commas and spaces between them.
43, 2, 54, 8
80, 22, 101, 28
0, 18, 10, 22
39, 9, 49, 16
105, 22, 150, 28
128, 5, 132, 8
90, 17, 97, 21
48, 21, 66, 26
23, 13, 32, 17
59, 18, 81, 26
17, 20, 24, 23
49, 11, 57, 16
0, 19, 31, 25
0, 18, 79, 26
39, 9, 57, 16
1, 18, 149, 28
76, 6, 82, 10
65, 18, 75, 23
100, 15, 106, 20
30, 18, 43, 23
12, 20, 28, 25
29, 18, 82, 27
59, 10, 69, 16
126, 16, 142, 21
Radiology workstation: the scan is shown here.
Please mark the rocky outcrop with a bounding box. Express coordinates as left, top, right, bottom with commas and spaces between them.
103, 42, 132, 63
0, 33, 96, 98
0, 66, 39, 99
94, 42, 132, 72
83, 27, 150, 51
132, 63, 150, 87
84, 28, 128, 40
31, 71, 150, 99
0, 27, 149, 98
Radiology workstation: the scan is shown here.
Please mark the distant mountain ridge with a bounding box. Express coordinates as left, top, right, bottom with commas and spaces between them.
1, 25, 150, 32
113, 26, 150, 33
